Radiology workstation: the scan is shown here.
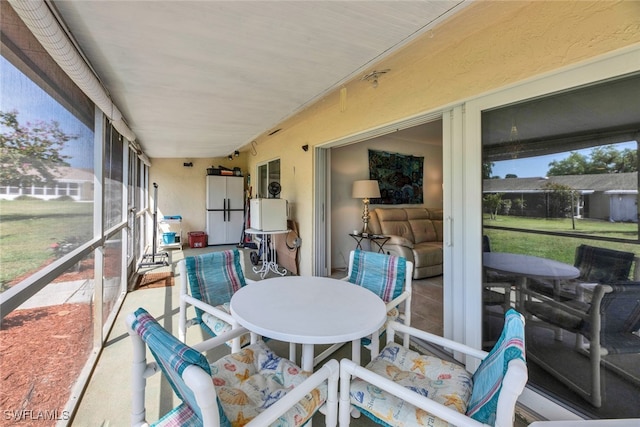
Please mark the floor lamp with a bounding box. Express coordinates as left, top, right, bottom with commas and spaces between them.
352, 180, 380, 235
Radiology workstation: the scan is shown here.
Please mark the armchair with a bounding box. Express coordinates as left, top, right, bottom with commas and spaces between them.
314, 250, 413, 367
127, 307, 339, 427
523, 281, 640, 407
178, 249, 255, 352
526, 244, 635, 301
339, 309, 527, 427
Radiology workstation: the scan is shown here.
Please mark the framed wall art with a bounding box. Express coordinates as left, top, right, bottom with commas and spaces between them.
368, 149, 424, 204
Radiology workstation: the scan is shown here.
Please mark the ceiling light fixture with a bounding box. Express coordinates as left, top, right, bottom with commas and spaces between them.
362, 69, 390, 88
234, 150, 240, 157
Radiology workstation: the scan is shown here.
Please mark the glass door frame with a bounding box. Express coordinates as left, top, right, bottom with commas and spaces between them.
459, 45, 640, 420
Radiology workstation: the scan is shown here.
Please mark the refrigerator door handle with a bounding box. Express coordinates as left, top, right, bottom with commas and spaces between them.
224, 199, 228, 221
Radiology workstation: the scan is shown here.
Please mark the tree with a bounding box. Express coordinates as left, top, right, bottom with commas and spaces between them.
588, 145, 638, 174
501, 198, 512, 216
547, 144, 638, 176
483, 193, 504, 220
542, 182, 578, 219
513, 197, 526, 216
0, 110, 75, 187
505, 173, 518, 178
482, 162, 494, 179
618, 148, 638, 173
547, 152, 588, 176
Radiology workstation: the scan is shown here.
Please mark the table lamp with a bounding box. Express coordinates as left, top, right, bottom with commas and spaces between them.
352, 180, 380, 235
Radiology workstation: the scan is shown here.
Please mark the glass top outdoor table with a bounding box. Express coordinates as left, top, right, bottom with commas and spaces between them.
230, 276, 387, 372
483, 252, 580, 311
483, 252, 580, 281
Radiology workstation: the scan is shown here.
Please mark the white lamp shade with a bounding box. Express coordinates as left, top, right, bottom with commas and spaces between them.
352, 180, 380, 199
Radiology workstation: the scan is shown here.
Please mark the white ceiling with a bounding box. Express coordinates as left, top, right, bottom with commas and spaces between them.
52, 1, 467, 159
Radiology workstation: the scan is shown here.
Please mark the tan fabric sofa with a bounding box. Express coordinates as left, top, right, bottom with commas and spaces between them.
368, 207, 443, 279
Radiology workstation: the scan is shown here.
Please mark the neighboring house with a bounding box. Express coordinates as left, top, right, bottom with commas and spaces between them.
483, 172, 638, 222
0, 167, 94, 201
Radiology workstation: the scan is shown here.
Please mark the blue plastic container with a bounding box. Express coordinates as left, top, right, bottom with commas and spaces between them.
162, 232, 176, 244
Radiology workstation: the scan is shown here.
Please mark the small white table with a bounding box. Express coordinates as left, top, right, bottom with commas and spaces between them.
230, 276, 387, 372
244, 228, 289, 278
483, 252, 580, 310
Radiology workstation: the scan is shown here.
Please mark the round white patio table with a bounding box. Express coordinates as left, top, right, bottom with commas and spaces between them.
483, 252, 580, 310
483, 252, 579, 281
230, 275, 387, 372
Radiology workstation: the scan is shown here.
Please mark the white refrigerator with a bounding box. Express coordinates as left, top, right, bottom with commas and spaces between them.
206, 175, 244, 245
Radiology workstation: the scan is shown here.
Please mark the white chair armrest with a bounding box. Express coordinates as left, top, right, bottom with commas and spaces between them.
386, 291, 410, 312
245, 359, 340, 426
387, 321, 488, 360
191, 326, 250, 353
182, 294, 238, 325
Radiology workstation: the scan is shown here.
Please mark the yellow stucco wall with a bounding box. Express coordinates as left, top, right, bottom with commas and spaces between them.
241, 1, 640, 275
150, 156, 249, 236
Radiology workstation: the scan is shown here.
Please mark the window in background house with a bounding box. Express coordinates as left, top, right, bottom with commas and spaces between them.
481, 73, 640, 419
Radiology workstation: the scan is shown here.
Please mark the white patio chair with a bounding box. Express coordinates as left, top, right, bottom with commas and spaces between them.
127, 307, 339, 427
523, 281, 640, 407
178, 249, 255, 352
340, 309, 527, 427
313, 249, 413, 367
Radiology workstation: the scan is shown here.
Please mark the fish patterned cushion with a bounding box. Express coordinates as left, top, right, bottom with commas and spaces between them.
202, 302, 251, 348
211, 340, 327, 426
349, 342, 473, 427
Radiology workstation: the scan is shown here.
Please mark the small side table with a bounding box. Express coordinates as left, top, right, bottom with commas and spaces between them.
349, 233, 390, 253
245, 228, 289, 278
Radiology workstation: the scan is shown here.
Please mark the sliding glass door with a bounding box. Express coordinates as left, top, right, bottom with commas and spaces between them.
459, 47, 640, 420
481, 74, 640, 419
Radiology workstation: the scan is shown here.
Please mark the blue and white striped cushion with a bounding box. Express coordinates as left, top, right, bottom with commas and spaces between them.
185, 249, 247, 337
131, 308, 219, 424
348, 250, 406, 303
152, 403, 202, 427
186, 249, 247, 306
466, 308, 526, 425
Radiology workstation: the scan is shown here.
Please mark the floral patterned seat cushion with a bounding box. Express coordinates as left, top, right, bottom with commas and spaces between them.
202, 302, 251, 348
349, 342, 473, 427
211, 340, 327, 426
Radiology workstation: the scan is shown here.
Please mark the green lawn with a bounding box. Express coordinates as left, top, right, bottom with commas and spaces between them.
0, 199, 93, 289
484, 214, 640, 265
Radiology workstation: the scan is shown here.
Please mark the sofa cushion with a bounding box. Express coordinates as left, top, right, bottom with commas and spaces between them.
405, 208, 437, 244
413, 243, 443, 269
428, 208, 443, 220
376, 209, 416, 243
